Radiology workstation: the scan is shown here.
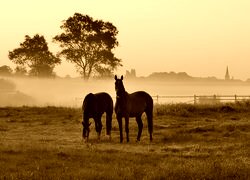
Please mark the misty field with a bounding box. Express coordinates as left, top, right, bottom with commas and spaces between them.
0, 103, 250, 179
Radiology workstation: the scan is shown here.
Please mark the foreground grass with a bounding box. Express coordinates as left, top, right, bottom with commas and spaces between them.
0, 104, 249, 179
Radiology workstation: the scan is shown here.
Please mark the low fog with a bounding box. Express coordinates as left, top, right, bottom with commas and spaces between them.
0, 77, 116, 107
1, 76, 250, 107
0, 77, 157, 107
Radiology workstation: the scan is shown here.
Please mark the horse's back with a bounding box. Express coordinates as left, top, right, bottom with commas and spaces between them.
130, 91, 153, 105
95, 92, 113, 104
95, 92, 112, 99
129, 91, 153, 115
94, 92, 113, 113
83, 92, 113, 115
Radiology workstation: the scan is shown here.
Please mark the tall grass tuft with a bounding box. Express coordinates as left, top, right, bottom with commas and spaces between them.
154, 101, 250, 116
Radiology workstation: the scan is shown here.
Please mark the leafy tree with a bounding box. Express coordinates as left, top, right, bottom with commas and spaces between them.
94, 66, 113, 79
14, 65, 27, 76
9, 34, 61, 77
53, 13, 122, 79
0, 65, 13, 76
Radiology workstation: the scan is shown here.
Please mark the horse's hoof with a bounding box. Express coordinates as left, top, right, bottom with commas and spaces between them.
108, 135, 112, 141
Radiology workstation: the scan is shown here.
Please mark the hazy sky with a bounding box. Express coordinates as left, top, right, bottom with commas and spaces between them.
1, 0, 250, 80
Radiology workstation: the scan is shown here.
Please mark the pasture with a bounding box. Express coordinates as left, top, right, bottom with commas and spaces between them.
0, 103, 249, 179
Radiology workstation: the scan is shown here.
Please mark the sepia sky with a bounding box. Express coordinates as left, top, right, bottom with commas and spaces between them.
1, 0, 250, 80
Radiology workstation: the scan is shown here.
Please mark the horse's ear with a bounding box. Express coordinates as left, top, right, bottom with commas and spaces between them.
114, 75, 117, 80
86, 93, 93, 97
121, 75, 123, 80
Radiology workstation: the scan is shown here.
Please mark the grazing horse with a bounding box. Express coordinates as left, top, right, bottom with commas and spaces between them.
82, 92, 113, 141
114, 75, 153, 142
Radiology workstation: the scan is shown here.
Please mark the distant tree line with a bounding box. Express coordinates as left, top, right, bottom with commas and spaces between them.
148, 72, 193, 80
3, 13, 122, 79
0, 65, 27, 77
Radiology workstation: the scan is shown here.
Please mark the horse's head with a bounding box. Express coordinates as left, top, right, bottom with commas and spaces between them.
114, 75, 125, 96
82, 93, 96, 140
82, 121, 92, 141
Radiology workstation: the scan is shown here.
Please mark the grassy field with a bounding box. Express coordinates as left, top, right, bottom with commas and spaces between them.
0, 103, 249, 179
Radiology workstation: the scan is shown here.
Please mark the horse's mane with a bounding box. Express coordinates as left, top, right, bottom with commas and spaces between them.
115, 79, 126, 97
83, 93, 95, 109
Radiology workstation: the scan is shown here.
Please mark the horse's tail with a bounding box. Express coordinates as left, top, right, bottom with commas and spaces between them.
146, 95, 153, 141
146, 106, 153, 133
106, 96, 113, 136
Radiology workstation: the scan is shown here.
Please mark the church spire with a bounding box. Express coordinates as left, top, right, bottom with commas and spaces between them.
225, 66, 230, 80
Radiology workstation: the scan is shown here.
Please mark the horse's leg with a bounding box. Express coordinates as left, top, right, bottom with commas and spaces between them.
99, 118, 103, 140
117, 116, 123, 143
81, 112, 85, 142
146, 110, 153, 142
136, 115, 143, 142
95, 116, 102, 140
125, 117, 129, 142
106, 112, 112, 140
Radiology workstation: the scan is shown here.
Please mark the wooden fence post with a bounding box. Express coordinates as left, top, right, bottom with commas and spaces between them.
194, 94, 197, 105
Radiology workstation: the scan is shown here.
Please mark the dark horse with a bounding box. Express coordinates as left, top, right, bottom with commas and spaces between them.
114, 75, 153, 142
82, 92, 113, 141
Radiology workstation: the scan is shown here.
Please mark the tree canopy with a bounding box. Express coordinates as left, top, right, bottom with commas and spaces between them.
14, 65, 27, 76
0, 65, 13, 76
8, 34, 61, 77
53, 13, 122, 79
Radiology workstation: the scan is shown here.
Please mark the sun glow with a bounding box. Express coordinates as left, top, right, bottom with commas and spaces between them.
1, 0, 250, 79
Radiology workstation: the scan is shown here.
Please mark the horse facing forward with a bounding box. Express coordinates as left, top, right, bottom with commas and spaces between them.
82, 92, 113, 141
114, 75, 153, 142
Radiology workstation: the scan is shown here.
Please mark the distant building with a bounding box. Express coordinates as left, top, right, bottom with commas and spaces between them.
225, 66, 230, 81
125, 69, 136, 78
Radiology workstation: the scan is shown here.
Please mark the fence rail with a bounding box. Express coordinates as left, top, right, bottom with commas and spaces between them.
152, 95, 250, 104
75, 95, 250, 105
